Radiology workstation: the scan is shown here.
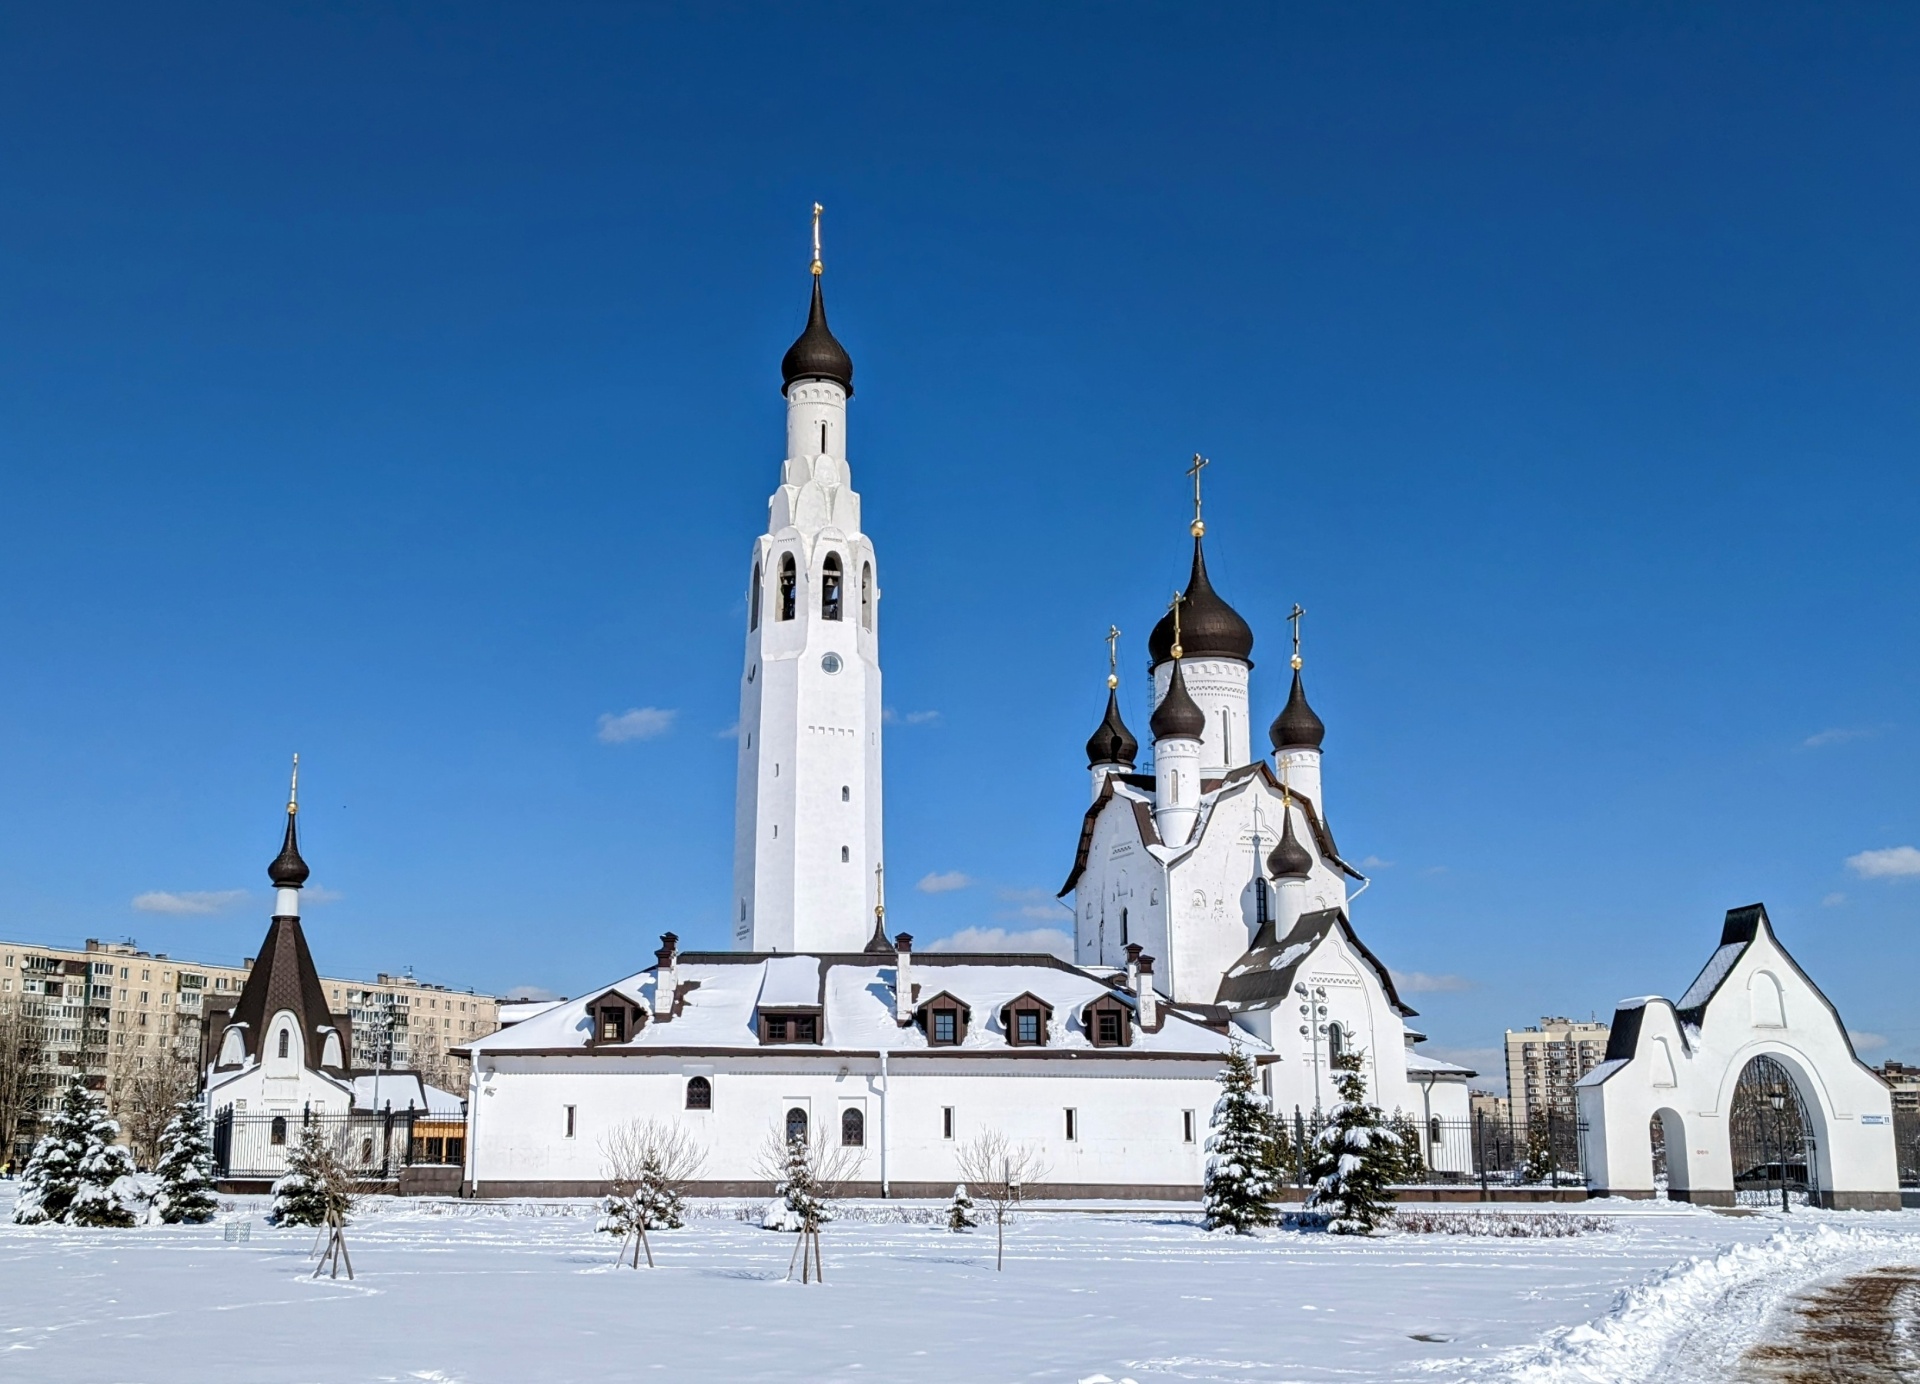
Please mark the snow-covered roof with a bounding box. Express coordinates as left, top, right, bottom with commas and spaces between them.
468, 952, 1249, 1059
1675, 944, 1745, 1014
349, 1073, 464, 1115
499, 999, 565, 1026
1404, 1048, 1476, 1079
1214, 908, 1414, 1017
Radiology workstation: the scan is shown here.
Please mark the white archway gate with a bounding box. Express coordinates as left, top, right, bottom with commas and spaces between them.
1577, 904, 1898, 1210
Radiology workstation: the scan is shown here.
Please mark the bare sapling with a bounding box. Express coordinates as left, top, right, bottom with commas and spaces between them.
598, 1118, 706, 1270
954, 1128, 1049, 1271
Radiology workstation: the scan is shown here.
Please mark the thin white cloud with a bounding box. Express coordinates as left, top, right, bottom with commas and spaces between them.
1392, 970, 1474, 994
1821, 892, 1847, 908
304, 885, 344, 905
997, 887, 1055, 902
926, 927, 1074, 961
883, 707, 941, 726
597, 707, 676, 744
132, 889, 248, 916
714, 721, 741, 741
1849, 1030, 1889, 1053
998, 904, 1069, 922
1803, 726, 1878, 749
1358, 855, 1394, 869
1846, 846, 1920, 879
916, 870, 972, 894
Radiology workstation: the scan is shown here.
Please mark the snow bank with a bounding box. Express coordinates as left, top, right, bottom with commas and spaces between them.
1499, 1220, 1920, 1383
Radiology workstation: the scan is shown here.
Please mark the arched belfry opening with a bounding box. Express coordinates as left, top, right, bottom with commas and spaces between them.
749, 561, 761, 629
821, 553, 843, 621
778, 554, 797, 621
1731, 1053, 1818, 1207
860, 561, 872, 629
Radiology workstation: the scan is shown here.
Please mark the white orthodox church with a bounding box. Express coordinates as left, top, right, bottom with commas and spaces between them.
458, 219, 1471, 1197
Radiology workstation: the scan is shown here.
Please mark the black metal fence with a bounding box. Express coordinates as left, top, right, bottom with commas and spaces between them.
211, 1108, 465, 1183
1895, 1111, 1920, 1188
1277, 1106, 1590, 1188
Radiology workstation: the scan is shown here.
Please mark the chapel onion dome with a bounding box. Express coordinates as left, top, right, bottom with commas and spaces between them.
1149, 660, 1208, 742
1085, 689, 1140, 768
1266, 806, 1314, 880
267, 810, 310, 889
1269, 667, 1326, 752
1147, 538, 1254, 666
780, 274, 854, 397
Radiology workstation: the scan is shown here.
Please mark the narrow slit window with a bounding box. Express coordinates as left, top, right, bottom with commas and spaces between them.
861, 562, 873, 629
942, 1106, 955, 1139
820, 421, 828, 453
564, 1105, 576, 1138
277, 1029, 289, 1059
749, 561, 761, 629
1065, 1108, 1078, 1141
1183, 1110, 1196, 1143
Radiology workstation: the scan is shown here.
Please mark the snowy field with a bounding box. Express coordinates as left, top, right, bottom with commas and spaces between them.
2, 1184, 1919, 1383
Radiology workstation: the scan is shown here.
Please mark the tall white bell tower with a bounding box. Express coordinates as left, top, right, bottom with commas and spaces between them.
732, 207, 884, 953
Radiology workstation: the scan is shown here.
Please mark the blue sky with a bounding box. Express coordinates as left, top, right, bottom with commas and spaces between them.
3, 5, 1917, 1079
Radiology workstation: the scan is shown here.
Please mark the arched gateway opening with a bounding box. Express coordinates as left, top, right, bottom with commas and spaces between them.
1730, 1054, 1818, 1207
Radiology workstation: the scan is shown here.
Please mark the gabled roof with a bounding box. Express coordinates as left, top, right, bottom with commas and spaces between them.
224, 915, 346, 1069
1057, 760, 1360, 897
1214, 906, 1415, 1017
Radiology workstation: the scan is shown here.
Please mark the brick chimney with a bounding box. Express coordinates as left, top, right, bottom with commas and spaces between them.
1136, 953, 1159, 1030
893, 933, 915, 1025
654, 932, 680, 1021
1124, 943, 1143, 998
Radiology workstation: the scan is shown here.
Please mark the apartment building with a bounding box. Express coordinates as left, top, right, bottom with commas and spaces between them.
1504, 1016, 1610, 1127
0, 936, 500, 1148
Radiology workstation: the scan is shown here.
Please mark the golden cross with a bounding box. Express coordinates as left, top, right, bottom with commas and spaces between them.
874, 862, 885, 920
1288, 603, 1306, 671
288, 753, 300, 815
1168, 591, 1187, 660
1105, 625, 1121, 689
1186, 453, 1210, 537
811, 203, 824, 276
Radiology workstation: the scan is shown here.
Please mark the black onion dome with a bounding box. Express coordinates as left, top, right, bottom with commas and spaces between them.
1149, 660, 1207, 741
1266, 806, 1314, 880
1084, 689, 1140, 768
780, 275, 854, 397
1269, 668, 1326, 751
1147, 538, 1254, 666
267, 812, 310, 889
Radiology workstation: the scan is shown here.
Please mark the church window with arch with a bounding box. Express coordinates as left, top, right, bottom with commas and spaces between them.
785, 1106, 808, 1145
270, 1115, 287, 1146
277, 1028, 289, 1059
778, 553, 797, 621
685, 1076, 712, 1111
1327, 1021, 1348, 1066
841, 1107, 864, 1147
821, 553, 843, 621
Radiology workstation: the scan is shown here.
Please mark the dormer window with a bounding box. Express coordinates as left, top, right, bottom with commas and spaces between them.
1000, 992, 1054, 1047
583, 988, 646, 1048
1083, 994, 1133, 1049
759, 1009, 822, 1045
914, 991, 971, 1046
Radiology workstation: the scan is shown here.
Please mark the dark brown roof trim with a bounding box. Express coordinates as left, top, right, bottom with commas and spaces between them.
463, 1045, 1232, 1063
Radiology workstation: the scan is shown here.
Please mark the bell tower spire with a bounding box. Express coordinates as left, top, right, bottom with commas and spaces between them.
734, 207, 884, 953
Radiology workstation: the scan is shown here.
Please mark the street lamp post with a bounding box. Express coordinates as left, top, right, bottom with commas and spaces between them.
1769, 1089, 1789, 1213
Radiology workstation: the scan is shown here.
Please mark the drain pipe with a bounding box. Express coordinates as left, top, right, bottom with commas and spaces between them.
878, 1048, 890, 1197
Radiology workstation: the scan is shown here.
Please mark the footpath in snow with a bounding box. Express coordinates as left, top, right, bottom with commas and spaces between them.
1, 1184, 1917, 1383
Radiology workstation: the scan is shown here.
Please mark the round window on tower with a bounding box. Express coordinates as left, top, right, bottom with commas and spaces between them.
820, 653, 843, 674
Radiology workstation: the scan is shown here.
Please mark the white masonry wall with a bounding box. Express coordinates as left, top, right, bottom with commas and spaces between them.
465, 1054, 1218, 1197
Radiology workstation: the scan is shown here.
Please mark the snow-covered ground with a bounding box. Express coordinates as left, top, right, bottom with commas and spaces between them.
2, 1183, 1918, 1383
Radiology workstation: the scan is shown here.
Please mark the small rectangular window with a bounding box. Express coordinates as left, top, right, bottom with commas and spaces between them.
942, 1106, 954, 1139
1096, 1010, 1121, 1045
932, 1010, 957, 1044
1016, 1011, 1040, 1044
1065, 1108, 1078, 1141
1183, 1110, 1196, 1143
564, 1105, 576, 1138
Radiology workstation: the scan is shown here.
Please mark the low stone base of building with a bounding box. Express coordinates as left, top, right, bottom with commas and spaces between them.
1811, 1190, 1902, 1211
461, 1179, 1205, 1200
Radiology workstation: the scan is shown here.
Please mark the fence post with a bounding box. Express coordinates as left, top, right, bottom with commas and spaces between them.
1475, 1109, 1487, 1200
1546, 1107, 1558, 1189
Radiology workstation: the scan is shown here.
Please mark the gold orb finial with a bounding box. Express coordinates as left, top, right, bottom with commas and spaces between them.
1190, 518, 1205, 538
1107, 672, 1118, 690
1291, 654, 1303, 671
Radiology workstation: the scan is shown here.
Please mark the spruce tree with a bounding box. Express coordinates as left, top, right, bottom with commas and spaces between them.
762, 1134, 832, 1233
1305, 1052, 1399, 1235
268, 1124, 333, 1228
946, 1184, 979, 1232
152, 1100, 218, 1225
1203, 1044, 1281, 1234
14, 1080, 135, 1227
